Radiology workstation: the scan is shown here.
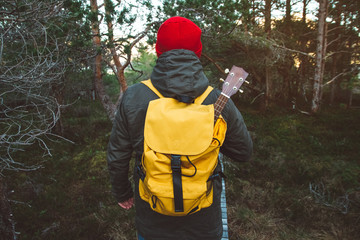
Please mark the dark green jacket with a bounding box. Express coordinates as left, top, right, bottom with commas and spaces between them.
107, 49, 253, 240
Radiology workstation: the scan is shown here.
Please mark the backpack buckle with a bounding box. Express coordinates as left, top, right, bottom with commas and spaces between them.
171, 155, 181, 173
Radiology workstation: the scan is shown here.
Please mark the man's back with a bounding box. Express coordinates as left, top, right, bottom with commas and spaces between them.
107, 16, 252, 240
108, 49, 252, 239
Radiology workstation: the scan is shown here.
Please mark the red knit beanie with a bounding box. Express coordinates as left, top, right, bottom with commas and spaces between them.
155, 16, 202, 58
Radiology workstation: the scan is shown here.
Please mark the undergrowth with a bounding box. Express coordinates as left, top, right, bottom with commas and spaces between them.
225, 107, 360, 240
6, 100, 360, 240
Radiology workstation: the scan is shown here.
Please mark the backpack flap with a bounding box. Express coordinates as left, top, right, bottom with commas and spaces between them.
144, 98, 214, 155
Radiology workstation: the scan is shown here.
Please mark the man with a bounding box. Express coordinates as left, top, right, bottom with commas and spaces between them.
107, 16, 253, 240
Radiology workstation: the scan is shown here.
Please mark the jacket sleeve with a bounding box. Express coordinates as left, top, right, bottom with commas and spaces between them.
220, 98, 253, 162
107, 94, 134, 203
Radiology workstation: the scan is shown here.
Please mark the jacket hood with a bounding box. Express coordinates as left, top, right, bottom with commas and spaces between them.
150, 49, 209, 102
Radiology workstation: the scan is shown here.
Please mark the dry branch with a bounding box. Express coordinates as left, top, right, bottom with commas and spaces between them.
273, 44, 315, 58
0, 0, 73, 172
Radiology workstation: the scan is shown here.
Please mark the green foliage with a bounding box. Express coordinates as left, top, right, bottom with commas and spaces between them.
117, 7, 130, 25
103, 74, 121, 102
7, 99, 136, 239
162, 0, 241, 36
7, 100, 360, 239
159, 0, 360, 110
104, 0, 115, 20
225, 108, 360, 239
125, 46, 157, 85
3, 0, 360, 238
62, 70, 94, 101
0, 0, 95, 172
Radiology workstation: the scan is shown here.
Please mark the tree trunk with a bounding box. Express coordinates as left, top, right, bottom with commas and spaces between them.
104, 0, 128, 97
329, 3, 342, 105
286, 0, 291, 24
302, 0, 309, 24
90, 0, 116, 120
265, 0, 272, 108
297, 0, 309, 105
311, 0, 328, 113
283, 0, 293, 106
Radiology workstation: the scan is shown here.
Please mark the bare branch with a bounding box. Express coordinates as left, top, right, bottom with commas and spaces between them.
128, 62, 144, 80
325, 50, 355, 60
123, 24, 154, 70
273, 44, 315, 58
326, 34, 341, 48
322, 69, 355, 86
0, 0, 74, 172
202, 53, 226, 74
309, 182, 350, 214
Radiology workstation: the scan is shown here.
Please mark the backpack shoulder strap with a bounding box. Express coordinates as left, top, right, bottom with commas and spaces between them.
194, 86, 214, 104
142, 79, 164, 98
142, 79, 213, 104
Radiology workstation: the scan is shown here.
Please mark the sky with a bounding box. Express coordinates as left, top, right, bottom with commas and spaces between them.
273, 0, 318, 20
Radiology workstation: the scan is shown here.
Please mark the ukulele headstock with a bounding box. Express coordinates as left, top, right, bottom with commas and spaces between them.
220, 66, 249, 98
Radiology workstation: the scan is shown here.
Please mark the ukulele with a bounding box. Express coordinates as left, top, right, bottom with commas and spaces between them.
214, 66, 249, 123
216, 66, 248, 239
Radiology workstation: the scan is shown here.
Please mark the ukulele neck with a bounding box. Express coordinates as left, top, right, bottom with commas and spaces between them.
214, 93, 229, 123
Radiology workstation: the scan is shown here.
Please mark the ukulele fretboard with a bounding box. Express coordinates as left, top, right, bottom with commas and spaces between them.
214, 93, 229, 123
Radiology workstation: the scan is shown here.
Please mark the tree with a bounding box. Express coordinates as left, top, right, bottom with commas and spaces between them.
104, 0, 128, 94
160, 0, 265, 88
88, 0, 154, 120
324, 0, 360, 106
90, 0, 116, 119
161, 0, 245, 51
0, 0, 92, 237
311, 0, 328, 113
158, 0, 359, 110
264, 0, 273, 107
1, 0, 94, 171
160, 0, 291, 108
1, 0, 69, 172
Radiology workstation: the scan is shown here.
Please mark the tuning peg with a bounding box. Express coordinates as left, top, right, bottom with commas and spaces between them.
224, 68, 229, 74
245, 80, 250, 84
219, 78, 224, 82
239, 89, 244, 93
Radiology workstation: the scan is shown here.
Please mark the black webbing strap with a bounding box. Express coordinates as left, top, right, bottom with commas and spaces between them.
136, 164, 145, 181
207, 171, 226, 182
171, 154, 184, 212
136, 153, 145, 181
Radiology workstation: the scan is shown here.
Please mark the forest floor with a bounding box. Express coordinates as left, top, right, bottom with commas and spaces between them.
6, 100, 360, 240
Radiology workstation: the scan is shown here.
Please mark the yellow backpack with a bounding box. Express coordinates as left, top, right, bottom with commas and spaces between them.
138, 80, 227, 216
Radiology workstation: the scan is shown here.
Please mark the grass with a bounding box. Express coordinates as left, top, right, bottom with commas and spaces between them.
7, 100, 137, 240
225, 106, 360, 239
6, 100, 360, 240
